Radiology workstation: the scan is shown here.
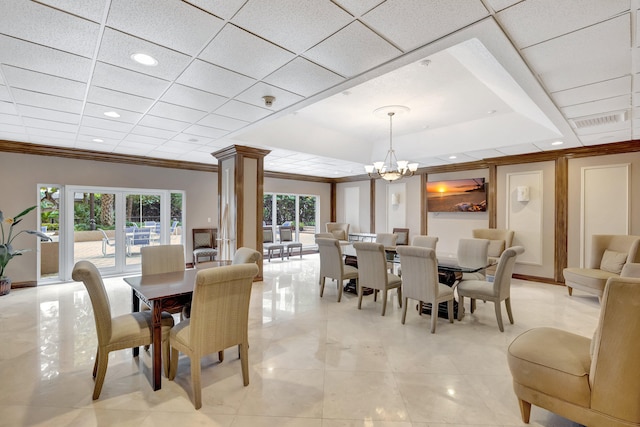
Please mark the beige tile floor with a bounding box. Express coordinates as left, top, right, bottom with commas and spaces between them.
0, 254, 599, 426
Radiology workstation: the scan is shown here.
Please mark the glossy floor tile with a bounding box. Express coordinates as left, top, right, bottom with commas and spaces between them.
0, 254, 599, 426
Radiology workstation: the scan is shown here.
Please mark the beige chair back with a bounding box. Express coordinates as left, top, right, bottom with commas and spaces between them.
392, 228, 410, 245
263, 227, 274, 243
472, 229, 514, 258
71, 261, 112, 345
279, 226, 294, 242
589, 277, 640, 421
588, 235, 640, 269
353, 242, 390, 291
141, 244, 185, 275
412, 235, 438, 249
232, 247, 261, 264
376, 233, 397, 247
317, 237, 344, 281
396, 246, 439, 302
457, 238, 489, 270
620, 262, 640, 277
492, 246, 525, 299
326, 222, 349, 240
189, 264, 259, 356
315, 232, 333, 241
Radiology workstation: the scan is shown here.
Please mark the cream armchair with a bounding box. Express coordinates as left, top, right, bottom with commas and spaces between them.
563, 234, 640, 298
472, 228, 514, 267
508, 276, 640, 426
326, 222, 350, 241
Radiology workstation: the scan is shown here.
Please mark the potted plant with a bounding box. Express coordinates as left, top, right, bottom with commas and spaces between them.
0, 206, 51, 296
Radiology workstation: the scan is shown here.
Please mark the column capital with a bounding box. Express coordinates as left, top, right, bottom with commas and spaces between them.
212, 145, 270, 162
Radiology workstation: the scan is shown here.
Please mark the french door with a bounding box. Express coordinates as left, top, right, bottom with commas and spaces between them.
62, 186, 184, 279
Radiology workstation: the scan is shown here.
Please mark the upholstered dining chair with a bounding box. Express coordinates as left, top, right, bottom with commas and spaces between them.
396, 246, 454, 333
456, 246, 525, 331
232, 247, 261, 265
168, 263, 259, 409
457, 238, 490, 281
508, 276, 640, 426
392, 227, 410, 245
140, 244, 187, 319
376, 233, 398, 273
326, 222, 350, 241
317, 237, 359, 302
72, 260, 174, 399
192, 228, 217, 265
411, 235, 439, 249
353, 242, 402, 316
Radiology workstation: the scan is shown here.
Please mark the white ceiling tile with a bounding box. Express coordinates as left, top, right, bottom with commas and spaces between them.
533, 140, 582, 151
171, 133, 213, 145
579, 129, 631, 145
22, 117, 78, 133
215, 100, 271, 122
0, 123, 25, 134
0, 130, 28, 142
0, 0, 100, 58
158, 140, 203, 151
161, 84, 227, 112
106, 0, 224, 55
87, 86, 155, 114
0, 113, 22, 126
130, 125, 176, 140
362, 0, 489, 52
91, 62, 171, 99
234, 82, 304, 110
147, 102, 207, 123
232, 0, 353, 53
116, 140, 156, 150
123, 133, 166, 145
83, 103, 143, 124
26, 127, 76, 140
183, 124, 229, 139
521, 15, 630, 92
484, 0, 520, 11
200, 24, 295, 80
304, 21, 402, 77
183, 0, 246, 20
137, 114, 190, 132
177, 60, 255, 98
74, 141, 116, 152
78, 125, 127, 140
76, 134, 121, 147
17, 105, 80, 124
29, 135, 75, 147
12, 89, 83, 114
497, 0, 629, 48
36, 0, 107, 22
97, 28, 192, 80
552, 76, 631, 108
197, 114, 248, 132
178, 151, 217, 163
263, 57, 344, 97
465, 148, 506, 159
561, 95, 630, 119
0, 35, 92, 82
0, 101, 18, 115
332, 0, 384, 17
2, 66, 87, 100
81, 116, 134, 133
0, 85, 10, 102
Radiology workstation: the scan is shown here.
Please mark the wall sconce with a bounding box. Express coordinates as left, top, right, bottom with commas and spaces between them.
516, 186, 530, 202
391, 193, 400, 206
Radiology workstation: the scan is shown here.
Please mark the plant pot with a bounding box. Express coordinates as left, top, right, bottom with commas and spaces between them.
0, 277, 10, 296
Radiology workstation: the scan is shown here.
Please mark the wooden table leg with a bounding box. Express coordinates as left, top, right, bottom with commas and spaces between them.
132, 289, 140, 357
151, 300, 162, 390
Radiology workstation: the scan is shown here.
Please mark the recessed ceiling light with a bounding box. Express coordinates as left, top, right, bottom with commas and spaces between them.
131, 52, 158, 66
487, 109, 496, 115
104, 111, 120, 118
92, 138, 104, 143
551, 141, 563, 146
419, 59, 431, 67
449, 155, 457, 159
188, 138, 198, 142
342, 91, 351, 96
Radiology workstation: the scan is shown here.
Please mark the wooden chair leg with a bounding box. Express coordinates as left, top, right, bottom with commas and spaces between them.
518, 399, 532, 423
337, 279, 343, 303
239, 342, 249, 386
319, 276, 325, 297
397, 287, 402, 308
381, 290, 388, 316
505, 297, 514, 324
191, 356, 202, 409
457, 296, 464, 321
447, 299, 454, 323
567, 286, 573, 296
169, 347, 179, 380
218, 350, 224, 362
401, 297, 408, 324
494, 301, 504, 332
93, 348, 109, 400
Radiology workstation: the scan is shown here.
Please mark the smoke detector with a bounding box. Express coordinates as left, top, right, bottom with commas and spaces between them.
263, 95, 275, 107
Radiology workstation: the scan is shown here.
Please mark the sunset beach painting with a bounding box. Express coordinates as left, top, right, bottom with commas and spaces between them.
427, 178, 487, 212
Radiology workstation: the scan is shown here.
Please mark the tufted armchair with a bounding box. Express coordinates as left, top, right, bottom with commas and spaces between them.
326, 222, 350, 241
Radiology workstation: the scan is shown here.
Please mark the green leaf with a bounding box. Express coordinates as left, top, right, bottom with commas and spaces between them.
13, 206, 36, 221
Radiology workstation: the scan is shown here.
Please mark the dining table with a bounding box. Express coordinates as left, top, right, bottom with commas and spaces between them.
123, 268, 199, 390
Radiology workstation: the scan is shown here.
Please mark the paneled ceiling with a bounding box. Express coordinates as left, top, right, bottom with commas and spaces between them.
0, 0, 636, 178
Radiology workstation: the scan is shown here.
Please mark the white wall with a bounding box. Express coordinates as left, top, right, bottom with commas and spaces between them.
336, 180, 371, 233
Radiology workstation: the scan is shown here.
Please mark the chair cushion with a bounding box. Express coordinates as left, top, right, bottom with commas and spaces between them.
563, 268, 618, 291
487, 239, 505, 257
194, 248, 217, 256
600, 249, 627, 274
508, 327, 592, 408
111, 311, 174, 343
343, 264, 359, 279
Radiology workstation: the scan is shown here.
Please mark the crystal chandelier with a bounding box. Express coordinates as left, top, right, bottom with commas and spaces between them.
365, 106, 418, 181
